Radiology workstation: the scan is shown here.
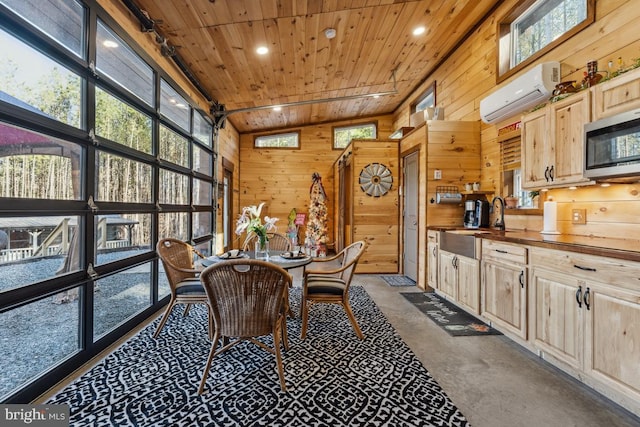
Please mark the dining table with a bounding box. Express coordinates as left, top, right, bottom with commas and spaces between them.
201, 250, 312, 271
200, 250, 312, 319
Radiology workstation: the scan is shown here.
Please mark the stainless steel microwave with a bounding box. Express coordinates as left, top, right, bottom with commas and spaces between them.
584, 108, 640, 182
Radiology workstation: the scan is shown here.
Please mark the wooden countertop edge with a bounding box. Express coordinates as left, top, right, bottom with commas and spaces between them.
427, 226, 640, 263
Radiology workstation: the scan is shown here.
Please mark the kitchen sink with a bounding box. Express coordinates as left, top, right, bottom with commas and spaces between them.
439, 230, 486, 258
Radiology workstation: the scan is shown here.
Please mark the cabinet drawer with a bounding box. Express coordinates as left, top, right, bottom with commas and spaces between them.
427, 230, 438, 243
481, 239, 527, 265
531, 247, 640, 292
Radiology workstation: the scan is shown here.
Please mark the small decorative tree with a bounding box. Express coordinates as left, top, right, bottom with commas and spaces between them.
305, 172, 328, 255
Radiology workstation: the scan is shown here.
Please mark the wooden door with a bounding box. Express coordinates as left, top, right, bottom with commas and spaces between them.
403, 152, 419, 282
521, 108, 550, 189
482, 259, 527, 339
583, 283, 640, 398
551, 92, 591, 186
427, 241, 438, 290
438, 250, 457, 300
457, 255, 480, 315
532, 267, 583, 369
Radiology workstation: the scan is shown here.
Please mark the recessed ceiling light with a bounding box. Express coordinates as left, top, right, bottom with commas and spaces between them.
372, 95, 380, 99
413, 26, 426, 36
273, 106, 282, 112
325, 28, 337, 39
600, 183, 611, 187
103, 40, 118, 48
256, 46, 269, 55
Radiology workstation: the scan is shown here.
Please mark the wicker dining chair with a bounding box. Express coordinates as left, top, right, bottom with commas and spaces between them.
300, 240, 367, 340
155, 238, 213, 339
198, 259, 292, 394
242, 232, 291, 252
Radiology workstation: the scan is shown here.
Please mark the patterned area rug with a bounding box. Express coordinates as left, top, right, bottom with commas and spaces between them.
402, 292, 501, 337
380, 275, 416, 287
48, 287, 469, 426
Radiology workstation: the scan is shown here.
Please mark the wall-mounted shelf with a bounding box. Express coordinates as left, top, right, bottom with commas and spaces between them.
461, 190, 494, 196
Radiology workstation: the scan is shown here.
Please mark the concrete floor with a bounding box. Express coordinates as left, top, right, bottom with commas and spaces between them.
40, 271, 640, 427
357, 274, 640, 427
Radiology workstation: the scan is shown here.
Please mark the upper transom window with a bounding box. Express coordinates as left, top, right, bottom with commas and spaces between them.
254, 131, 300, 148
333, 123, 376, 150
497, 0, 593, 81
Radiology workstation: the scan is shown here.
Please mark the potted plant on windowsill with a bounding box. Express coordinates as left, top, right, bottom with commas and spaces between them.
529, 190, 540, 208
505, 195, 519, 209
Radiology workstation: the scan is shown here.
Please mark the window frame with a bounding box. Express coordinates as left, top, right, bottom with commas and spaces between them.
496, 0, 595, 83
253, 130, 301, 149
332, 122, 377, 150
411, 81, 436, 114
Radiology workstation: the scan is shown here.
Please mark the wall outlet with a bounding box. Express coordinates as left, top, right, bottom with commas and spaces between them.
572, 208, 587, 224
434, 169, 442, 180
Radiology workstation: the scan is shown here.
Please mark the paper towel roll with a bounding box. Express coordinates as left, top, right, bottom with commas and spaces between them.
541, 200, 560, 234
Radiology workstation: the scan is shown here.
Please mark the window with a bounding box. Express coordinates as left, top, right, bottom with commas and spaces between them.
497, 0, 594, 80
411, 81, 436, 114
0, 29, 83, 128
160, 79, 190, 131
0, 0, 216, 401
96, 20, 154, 106
333, 123, 376, 150
501, 136, 536, 208
0, 0, 85, 58
254, 131, 300, 148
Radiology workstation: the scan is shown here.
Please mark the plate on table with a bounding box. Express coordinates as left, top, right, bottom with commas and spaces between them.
217, 251, 245, 260
280, 252, 308, 259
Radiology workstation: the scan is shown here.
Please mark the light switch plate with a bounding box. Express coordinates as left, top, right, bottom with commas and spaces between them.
572, 208, 587, 224
434, 169, 442, 180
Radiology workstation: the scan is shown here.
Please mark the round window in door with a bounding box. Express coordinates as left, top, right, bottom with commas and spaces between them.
359, 163, 393, 197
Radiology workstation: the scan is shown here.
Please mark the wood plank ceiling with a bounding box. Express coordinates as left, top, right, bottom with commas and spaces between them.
127, 0, 498, 133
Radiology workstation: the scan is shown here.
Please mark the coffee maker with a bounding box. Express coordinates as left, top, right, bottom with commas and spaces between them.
464, 199, 490, 229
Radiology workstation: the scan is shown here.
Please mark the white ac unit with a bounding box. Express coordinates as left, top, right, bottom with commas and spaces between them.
480, 61, 560, 124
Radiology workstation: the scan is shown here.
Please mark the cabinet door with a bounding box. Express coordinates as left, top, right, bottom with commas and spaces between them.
438, 250, 457, 300
551, 92, 592, 186
482, 259, 527, 339
592, 66, 640, 120
521, 108, 550, 189
532, 267, 583, 369
457, 255, 480, 315
427, 241, 438, 290
584, 283, 640, 400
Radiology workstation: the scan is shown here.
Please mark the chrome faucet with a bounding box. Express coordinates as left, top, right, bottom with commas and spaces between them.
491, 196, 506, 231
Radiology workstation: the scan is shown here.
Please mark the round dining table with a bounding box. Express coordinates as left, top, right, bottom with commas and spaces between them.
201, 250, 312, 271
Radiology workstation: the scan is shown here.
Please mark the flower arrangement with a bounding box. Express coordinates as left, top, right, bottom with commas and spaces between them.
235, 202, 278, 247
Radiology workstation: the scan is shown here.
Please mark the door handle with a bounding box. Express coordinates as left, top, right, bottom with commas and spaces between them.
549, 165, 554, 181
518, 270, 524, 288
583, 287, 591, 310
544, 166, 550, 182
575, 285, 582, 308
432, 247, 437, 257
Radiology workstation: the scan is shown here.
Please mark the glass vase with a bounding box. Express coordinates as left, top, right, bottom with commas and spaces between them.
255, 240, 269, 260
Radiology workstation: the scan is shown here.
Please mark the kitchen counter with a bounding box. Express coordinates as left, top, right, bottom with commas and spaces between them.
428, 226, 640, 262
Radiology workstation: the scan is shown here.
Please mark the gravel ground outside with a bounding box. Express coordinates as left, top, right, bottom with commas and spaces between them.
0, 249, 168, 399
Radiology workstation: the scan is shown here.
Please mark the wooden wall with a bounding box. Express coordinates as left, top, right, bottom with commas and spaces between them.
392, 0, 640, 241
236, 115, 394, 251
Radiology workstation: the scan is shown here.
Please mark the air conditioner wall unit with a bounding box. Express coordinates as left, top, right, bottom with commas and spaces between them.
480, 61, 560, 124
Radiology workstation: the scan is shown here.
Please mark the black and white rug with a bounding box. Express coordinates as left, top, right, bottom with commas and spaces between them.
48, 287, 470, 426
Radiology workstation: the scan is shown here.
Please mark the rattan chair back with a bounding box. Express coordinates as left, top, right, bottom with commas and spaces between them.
198, 259, 292, 393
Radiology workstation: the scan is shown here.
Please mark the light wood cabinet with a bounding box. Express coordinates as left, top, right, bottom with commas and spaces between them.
438, 250, 457, 300
530, 247, 640, 411
437, 249, 480, 314
427, 231, 438, 290
481, 240, 528, 339
592, 66, 640, 120
521, 91, 592, 189
531, 266, 583, 369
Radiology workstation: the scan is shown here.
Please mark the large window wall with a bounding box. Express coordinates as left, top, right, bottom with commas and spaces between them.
0, 0, 216, 402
